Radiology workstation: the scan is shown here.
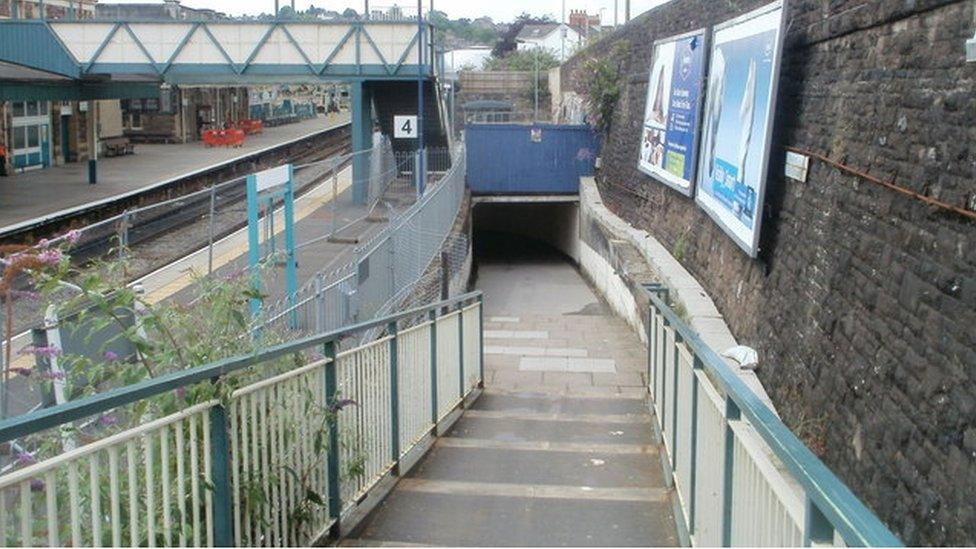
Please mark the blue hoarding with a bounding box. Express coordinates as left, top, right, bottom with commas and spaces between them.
696, 1, 786, 257
638, 29, 707, 196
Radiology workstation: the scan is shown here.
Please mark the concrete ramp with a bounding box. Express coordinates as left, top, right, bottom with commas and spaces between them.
345, 234, 678, 546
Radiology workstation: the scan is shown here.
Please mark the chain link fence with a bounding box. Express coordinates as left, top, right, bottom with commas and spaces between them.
0, 137, 409, 416
261, 144, 468, 344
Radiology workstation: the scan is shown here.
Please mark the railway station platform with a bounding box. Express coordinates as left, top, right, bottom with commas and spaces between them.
0, 113, 350, 236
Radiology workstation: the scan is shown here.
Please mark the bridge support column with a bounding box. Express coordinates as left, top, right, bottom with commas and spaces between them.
350, 81, 374, 205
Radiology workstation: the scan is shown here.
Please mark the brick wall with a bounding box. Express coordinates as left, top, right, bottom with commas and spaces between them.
561, 0, 976, 544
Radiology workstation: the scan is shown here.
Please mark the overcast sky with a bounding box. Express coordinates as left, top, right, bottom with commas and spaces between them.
106, 0, 670, 23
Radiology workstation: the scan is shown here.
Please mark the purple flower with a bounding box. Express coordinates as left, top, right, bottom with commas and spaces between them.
15, 451, 36, 467
35, 249, 62, 266
175, 387, 186, 399
41, 370, 65, 381
29, 479, 45, 492
98, 414, 119, 427
9, 367, 32, 377
37, 238, 50, 249
64, 229, 82, 245
329, 398, 357, 413
18, 345, 62, 358
104, 351, 119, 362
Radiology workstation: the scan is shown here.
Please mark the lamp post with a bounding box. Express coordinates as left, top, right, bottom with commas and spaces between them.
417, 0, 426, 194
533, 46, 539, 122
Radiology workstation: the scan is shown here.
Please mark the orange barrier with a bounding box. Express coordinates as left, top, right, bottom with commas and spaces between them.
239, 119, 264, 135
202, 129, 246, 148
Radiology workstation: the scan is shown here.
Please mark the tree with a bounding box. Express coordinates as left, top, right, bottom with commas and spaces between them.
483, 47, 560, 71
492, 13, 556, 57
342, 7, 358, 19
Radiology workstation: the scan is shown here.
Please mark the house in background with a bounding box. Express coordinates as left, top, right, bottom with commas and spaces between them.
515, 23, 582, 61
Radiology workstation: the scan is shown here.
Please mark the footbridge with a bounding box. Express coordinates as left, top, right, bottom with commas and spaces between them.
0, 19, 434, 82
0, 17, 449, 195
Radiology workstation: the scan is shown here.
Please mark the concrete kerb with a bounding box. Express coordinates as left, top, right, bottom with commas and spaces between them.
577, 177, 777, 413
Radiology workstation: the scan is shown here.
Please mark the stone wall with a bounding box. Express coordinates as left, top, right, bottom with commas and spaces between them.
458, 71, 551, 121
561, 0, 976, 544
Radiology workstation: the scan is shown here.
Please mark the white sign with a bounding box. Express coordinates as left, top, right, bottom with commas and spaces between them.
254, 164, 291, 192
394, 115, 418, 139
785, 151, 809, 182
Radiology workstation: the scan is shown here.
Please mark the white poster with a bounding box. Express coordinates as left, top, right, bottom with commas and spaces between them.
637, 29, 707, 196
696, 1, 786, 257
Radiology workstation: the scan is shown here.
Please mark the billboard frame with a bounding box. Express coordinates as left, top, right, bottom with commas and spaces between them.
694, 0, 787, 258
637, 27, 710, 197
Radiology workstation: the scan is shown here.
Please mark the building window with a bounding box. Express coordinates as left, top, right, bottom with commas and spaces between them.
12, 102, 24, 117
128, 113, 143, 130
26, 126, 39, 147
12, 127, 25, 149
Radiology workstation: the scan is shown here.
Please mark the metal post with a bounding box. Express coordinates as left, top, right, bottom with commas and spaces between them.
315, 274, 325, 334
88, 100, 98, 184
614, 0, 619, 27
457, 302, 464, 402
414, 149, 423, 197
416, 0, 426, 189
671, 332, 681, 472
625, 0, 630, 22
323, 340, 341, 534
478, 296, 484, 388
209, 404, 234, 546
0, 295, 7, 420
804, 498, 835, 546
118, 210, 130, 261
688, 356, 702, 534
721, 397, 741, 547
208, 185, 216, 274
428, 309, 438, 428
388, 321, 400, 471
534, 47, 539, 122
331, 159, 339, 237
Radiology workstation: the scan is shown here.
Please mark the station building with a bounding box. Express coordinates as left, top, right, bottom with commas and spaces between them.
0, 0, 253, 173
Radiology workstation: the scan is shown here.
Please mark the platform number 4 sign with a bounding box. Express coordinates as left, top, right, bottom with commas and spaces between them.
394, 115, 418, 139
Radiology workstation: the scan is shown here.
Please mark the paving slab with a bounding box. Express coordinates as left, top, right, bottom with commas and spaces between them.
354, 491, 677, 547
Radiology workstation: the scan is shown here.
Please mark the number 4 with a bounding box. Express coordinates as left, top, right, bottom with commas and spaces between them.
401, 119, 412, 134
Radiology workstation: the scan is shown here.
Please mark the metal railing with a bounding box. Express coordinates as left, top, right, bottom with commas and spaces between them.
0, 137, 408, 420
0, 291, 484, 547
644, 284, 901, 547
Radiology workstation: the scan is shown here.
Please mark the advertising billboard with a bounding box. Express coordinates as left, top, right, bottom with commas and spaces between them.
637, 29, 707, 196
696, 1, 786, 257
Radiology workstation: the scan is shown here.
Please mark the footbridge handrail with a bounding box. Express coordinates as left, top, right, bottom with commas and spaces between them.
644, 284, 901, 547
0, 291, 484, 547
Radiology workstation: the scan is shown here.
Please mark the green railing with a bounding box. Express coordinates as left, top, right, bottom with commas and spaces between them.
0, 291, 484, 547
644, 284, 901, 547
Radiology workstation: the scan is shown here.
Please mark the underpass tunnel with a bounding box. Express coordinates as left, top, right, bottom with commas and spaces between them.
472, 200, 580, 264
471, 200, 597, 317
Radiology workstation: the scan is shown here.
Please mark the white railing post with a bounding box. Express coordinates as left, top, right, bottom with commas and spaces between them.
721, 396, 741, 547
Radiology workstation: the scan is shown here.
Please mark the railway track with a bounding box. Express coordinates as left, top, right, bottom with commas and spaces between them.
1, 125, 352, 338
0, 123, 351, 248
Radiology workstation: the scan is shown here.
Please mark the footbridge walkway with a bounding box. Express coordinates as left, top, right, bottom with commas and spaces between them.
0, 289, 901, 547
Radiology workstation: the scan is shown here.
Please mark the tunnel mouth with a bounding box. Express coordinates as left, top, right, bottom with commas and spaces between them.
470, 200, 580, 271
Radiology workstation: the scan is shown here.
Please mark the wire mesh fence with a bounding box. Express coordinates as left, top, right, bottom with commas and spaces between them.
261, 145, 468, 345
0, 136, 425, 418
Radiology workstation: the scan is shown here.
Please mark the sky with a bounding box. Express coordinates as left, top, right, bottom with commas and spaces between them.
105, 0, 671, 23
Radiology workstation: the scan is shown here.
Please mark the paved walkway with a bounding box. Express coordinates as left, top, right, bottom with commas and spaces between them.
0, 113, 350, 234
347, 234, 678, 546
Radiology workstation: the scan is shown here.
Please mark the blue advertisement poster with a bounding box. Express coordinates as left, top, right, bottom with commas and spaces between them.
638, 29, 706, 196
696, 1, 785, 257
